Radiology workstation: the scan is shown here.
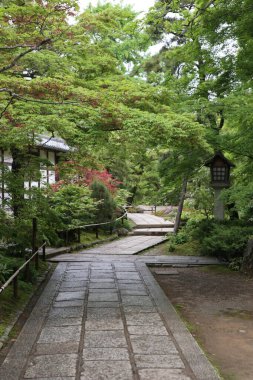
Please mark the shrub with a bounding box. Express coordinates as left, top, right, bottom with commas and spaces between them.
0, 263, 12, 286
50, 184, 97, 228
201, 224, 253, 260
172, 218, 253, 263
168, 229, 189, 249
90, 180, 116, 223
185, 219, 216, 243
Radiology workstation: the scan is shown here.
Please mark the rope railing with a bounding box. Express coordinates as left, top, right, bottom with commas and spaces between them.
0, 208, 128, 297
0, 241, 46, 298
60, 207, 128, 242
63, 207, 128, 231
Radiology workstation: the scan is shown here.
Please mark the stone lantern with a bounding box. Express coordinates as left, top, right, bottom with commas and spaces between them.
205, 151, 235, 220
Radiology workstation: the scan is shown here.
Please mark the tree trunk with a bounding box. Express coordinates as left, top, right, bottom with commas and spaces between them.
241, 239, 253, 276
126, 164, 145, 205
10, 148, 24, 217
174, 178, 188, 234
127, 185, 138, 205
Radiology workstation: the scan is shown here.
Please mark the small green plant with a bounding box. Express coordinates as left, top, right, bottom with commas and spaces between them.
0, 263, 12, 285
168, 243, 176, 252
90, 180, 117, 223
228, 257, 243, 271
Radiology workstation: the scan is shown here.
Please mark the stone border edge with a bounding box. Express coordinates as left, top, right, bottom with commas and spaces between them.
136, 261, 221, 380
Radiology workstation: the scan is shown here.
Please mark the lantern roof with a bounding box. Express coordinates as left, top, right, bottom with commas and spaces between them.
204, 151, 235, 168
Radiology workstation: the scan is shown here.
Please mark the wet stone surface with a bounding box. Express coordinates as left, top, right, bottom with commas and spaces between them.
80, 361, 134, 380
38, 326, 82, 344
83, 348, 129, 361
138, 368, 192, 380
88, 292, 119, 302
24, 353, 78, 378
127, 324, 168, 336
0, 239, 221, 380
134, 354, 185, 369
130, 335, 178, 355
55, 291, 86, 302
84, 330, 127, 348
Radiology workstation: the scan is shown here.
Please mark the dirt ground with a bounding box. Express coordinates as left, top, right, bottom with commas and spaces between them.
151, 266, 253, 380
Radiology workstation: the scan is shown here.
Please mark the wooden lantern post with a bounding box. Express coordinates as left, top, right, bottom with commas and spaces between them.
205, 151, 235, 220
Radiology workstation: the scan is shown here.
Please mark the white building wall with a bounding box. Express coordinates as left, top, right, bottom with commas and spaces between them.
1, 148, 58, 206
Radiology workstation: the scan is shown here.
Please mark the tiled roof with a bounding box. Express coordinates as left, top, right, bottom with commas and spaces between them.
36, 135, 70, 153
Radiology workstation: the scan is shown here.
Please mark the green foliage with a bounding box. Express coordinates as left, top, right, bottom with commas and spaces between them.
3, 188, 63, 253
169, 229, 189, 246
50, 184, 97, 228
143, 0, 253, 224
113, 188, 131, 208
168, 213, 253, 264
90, 180, 116, 223
114, 218, 133, 231
228, 257, 244, 272
177, 219, 253, 261
0, 262, 12, 285
201, 224, 253, 260
0, 254, 49, 340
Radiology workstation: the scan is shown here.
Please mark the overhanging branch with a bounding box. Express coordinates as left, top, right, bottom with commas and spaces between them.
0, 38, 52, 73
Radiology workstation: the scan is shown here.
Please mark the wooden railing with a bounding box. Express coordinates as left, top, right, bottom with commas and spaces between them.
0, 242, 46, 299
0, 208, 128, 298
60, 207, 128, 242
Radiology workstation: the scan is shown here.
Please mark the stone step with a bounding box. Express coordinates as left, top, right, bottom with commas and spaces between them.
133, 223, 174, 229
133, 228, 174, 236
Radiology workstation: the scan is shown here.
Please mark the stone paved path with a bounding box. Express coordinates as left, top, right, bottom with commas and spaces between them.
128, 213, 173, 226
0, 250, 220, 380
79, 236, 167, 255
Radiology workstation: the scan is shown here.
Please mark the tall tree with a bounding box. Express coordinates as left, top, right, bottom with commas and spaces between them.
142, 0, 253, 221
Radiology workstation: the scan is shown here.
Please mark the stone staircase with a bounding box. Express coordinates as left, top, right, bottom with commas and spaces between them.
132, 223, 174, 236
127, 213, 175, 237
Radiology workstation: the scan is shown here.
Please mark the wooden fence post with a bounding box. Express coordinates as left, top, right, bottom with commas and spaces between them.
42, 242, 46, 261
32, 217, 37, 254
24, 255, 30, 281
35, 252, 39, 270
13, 267, 18, 298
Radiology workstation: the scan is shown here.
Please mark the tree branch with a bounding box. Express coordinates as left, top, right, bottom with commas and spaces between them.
0, 96, 14, 119
0, 38, 52, 73
0, 44, 34, 50
0, 88, 86, 107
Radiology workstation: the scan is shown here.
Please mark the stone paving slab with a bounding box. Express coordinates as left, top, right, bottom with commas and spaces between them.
130, 335, 178, 355
24, 353, 78, 378
88, 292, 119, 302
128, 324, 168, 336
138, 368, 191, 380
84, 330, 127, 348
80, 361, 133, 380
0, 252, 221, 380
52, 299, 85, 308
38, 325, 81, 344
85, 318, 124, 331
134, 354, 185, 369
83, 348, 129, 360
35, 342, 79, 355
